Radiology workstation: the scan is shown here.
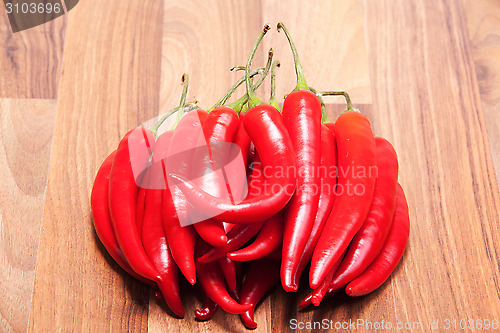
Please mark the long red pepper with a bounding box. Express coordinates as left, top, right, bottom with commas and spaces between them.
278, 22, 323, 291
345, 183, 410, 296
190, 107, 240, 246
197, 156, 266, 263
227, 212, 284, 261
141, 131, 184, 317
163, 110, 208, 285
109, 128, 161, 282
298, 250, 345, 309
330, 137, 398, 290
239, 260, 280, 329
196, 241, 253, 314
91, 151, 153, 286
171, 25, 297, 223
218, 256, 237, 291
291, 124, 337, 290
310, 110, 377, 288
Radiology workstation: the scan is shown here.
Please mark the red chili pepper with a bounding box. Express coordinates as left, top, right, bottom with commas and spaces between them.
109, 128, 161, 282
190, 107, 240, 246
345, 183, 410, 296
194, 289, 219, 321
171, 104, 296, 223
218, 257, 237, 291
278, 23, 323, 291
309, 110, 377, 289
291, 124, 336, 290
91, 151, 154, 286
135, 181, 147, 238
196, 241, 253, 314
239, 259, 280, 329
227, 212, 284, 261
330, 137, 399, 290
197, 158, 266, 263
163, 110, 208, 285
170, 25, 297, 224
141, 131, 185, 318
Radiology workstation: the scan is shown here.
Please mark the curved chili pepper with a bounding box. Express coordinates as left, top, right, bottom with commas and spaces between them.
345, 183, 410, 296
280, 40, 322, 291
310, 110, 377, 288
330, 137, 398, 290
190, 107, 240, 246
109, 128, 161, 282
227, 212, 284, 261
141, 131, 184, 318
298, 251, 344, 309
197, 158, 266, 263
239, 260, 280, 329
291, 124, 336, 290
196, 241, 253, 314
198, 222, 265, 263
91, 151, 154, 286
195, 289, 219, 321
163, 110, 208, 285
170, 104, 296, 223
218, 257, 237, 291
170, 25, 297, 224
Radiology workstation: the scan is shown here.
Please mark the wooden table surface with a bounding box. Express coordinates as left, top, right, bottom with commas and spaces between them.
1, 0, 500, 332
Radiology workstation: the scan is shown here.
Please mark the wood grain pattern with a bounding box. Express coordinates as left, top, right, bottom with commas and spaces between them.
27, 0, 163, 331
364, 0, 500, 331
464, 0, 500, 185
0, 99, 56, 332
0, 7, 65, 98
261, 0, 372, 105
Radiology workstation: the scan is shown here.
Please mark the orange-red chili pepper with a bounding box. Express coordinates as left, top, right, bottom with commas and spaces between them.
310, 110, 377, 288
91, 151, 153, 286
345, 183, 410, 296
330, 137, 398, 290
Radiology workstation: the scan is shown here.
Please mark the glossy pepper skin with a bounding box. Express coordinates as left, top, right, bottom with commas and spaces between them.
310, 111, 377, 288
142, 131, 184, 318
280, 90, 322, 291
345, 183, 410, 296
196, 241, 253, 314
91, 151, 153, 286
195, 289, 219, 321
109, 128, 161, 283
190, 107, 240, 247
227, 212, 284, 262
171, 104, 297, 223
197, 157, 267, 264
239, 259, 280, 329
163, 110, 207, 285
291, 124, 337, 290
330, 137, 398, 290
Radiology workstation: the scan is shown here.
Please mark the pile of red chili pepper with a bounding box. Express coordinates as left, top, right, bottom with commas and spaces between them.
91, 23, 410, 329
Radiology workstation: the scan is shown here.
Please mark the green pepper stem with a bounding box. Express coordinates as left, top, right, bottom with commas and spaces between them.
310, 87, 327, 122
245, 24, 271, 109
208, 67, 264, 112
277, 22, 308, 91
269, 60, 280, 110
151, 73, 191, 137
319, 91, 355, 111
